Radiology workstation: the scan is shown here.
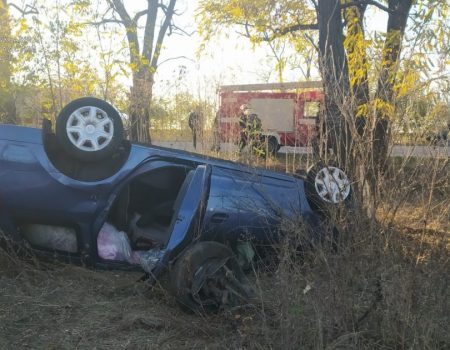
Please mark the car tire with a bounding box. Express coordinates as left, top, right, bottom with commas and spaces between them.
56, 97, 124, 162
305, 160, 352, 210
170, 241, 253, 313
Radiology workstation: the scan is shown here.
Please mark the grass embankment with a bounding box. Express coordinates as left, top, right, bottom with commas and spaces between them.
0, 154, 448, 349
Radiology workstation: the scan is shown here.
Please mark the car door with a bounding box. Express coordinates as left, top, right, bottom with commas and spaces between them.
152, 164, 212, 277
203, 165, 301, 243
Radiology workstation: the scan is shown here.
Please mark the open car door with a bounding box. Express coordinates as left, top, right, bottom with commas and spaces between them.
151, 164, 212, 278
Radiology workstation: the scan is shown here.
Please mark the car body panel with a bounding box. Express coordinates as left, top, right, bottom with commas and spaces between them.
0, 124, 323, 273
204, 165, 306, 243
165, 165, 211, 254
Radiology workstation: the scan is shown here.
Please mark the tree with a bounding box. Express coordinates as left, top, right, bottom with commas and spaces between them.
316, 0, 351, 166
0, 1, 41, 124
0, 0, 16, 124
23, 1, 103, 120
198, 0, 449, 200
3, 1, 128, 125
92, 0, 180, 143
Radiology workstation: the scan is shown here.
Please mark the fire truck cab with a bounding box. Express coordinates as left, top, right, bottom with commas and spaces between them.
218, 81, 324, 153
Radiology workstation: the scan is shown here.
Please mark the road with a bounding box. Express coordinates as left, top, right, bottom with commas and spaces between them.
152, 141, 450, 158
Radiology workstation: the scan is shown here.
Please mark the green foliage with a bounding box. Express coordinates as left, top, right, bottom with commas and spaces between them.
197, 0, 450, 120
151, 92, 215, 131
197, 0, 318, 81
4, 0, 129, 124
0, 1, 12, 88
0, 1, 15, 123
392, 82, 450, 143
197, 0, 315, 43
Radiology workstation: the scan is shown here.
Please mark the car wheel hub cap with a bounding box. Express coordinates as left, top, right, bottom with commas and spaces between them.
314, 166, 351, 204
85, 124, 95, 134
66, 106, 114, 152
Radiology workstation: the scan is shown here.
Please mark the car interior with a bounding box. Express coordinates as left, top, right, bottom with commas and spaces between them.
18, 165, 196, 260
107, 165, 195, 250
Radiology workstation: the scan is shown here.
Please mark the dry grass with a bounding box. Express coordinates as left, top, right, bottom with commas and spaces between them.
249, 214, 449, 349
0, 153, 448, 349
151, 129, 192, 142
0, 254, 250, 349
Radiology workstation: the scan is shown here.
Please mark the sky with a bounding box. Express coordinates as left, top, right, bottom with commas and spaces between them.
151, 0, 305, 99
10, 0, 390, 101
125, 0, 389, 100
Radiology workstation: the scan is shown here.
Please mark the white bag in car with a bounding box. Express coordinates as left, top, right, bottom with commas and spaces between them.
97, 222, 137, 263
22, 224, 78, 253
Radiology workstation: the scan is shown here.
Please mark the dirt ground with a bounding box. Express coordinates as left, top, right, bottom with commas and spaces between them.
0, 257, 253, 349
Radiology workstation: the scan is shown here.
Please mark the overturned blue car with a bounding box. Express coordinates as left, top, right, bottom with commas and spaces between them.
0, 97, 351, 311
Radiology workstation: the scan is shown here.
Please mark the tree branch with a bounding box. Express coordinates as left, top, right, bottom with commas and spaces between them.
238, 20, 318, 41
88, 4, 125, 26
158, 2, 169, 14
340, 0, 393, 14
304, 32, 319, 52
169, 23, 194, 37
110, 0, 132, 26
88, 18, 124, 26
157, 55, 195, 67
110, 0, 140, 65
273, 22, 318, 34
159, 2, 182, 16
142, 0, 158, 60
133, 9, 148, 23
150, 0, 177, 69
8, 3, 38, 16
244, 21, 252, 37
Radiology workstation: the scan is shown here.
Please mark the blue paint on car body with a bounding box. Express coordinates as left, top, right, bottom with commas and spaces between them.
0, 124, 328, 278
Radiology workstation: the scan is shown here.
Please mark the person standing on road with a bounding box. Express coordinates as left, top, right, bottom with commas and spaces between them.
188, 109, 203, 150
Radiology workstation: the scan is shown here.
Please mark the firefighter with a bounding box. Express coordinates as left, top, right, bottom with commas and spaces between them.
188, 109, 203, 149
239, 104, 263, 154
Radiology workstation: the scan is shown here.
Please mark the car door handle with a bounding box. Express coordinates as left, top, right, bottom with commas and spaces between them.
211, 213, 229, 224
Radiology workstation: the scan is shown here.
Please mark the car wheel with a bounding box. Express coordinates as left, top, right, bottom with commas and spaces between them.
56, 97, 124, 162
305, 161, 352, 209
170, 241, 254, 313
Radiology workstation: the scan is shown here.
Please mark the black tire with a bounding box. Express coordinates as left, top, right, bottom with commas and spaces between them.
170, 241, 253, 313
267, 136, 279, 156
305, 161, 352, 211
56, 97, 124, 162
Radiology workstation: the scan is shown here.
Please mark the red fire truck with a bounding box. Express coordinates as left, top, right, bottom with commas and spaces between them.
218, 81, 324, 153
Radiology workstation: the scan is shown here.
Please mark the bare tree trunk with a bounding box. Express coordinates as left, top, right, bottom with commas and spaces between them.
317, 0, 351, 167
374, 0, 412, 171
349, 0, 411, 216
129, 69, 152, 143
109, 0, 177, 144
342, 4, 374, 210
